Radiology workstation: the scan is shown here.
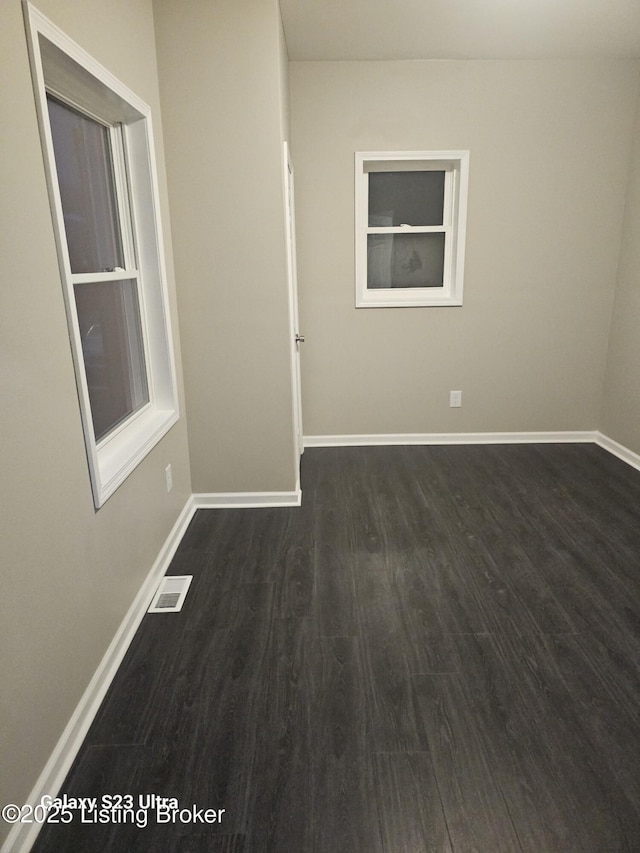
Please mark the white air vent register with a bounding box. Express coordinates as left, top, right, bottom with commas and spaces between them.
147, 575, 192, 613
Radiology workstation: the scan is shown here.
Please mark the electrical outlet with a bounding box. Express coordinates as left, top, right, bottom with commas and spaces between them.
165, 463, 173, 493
450, 390, 462, 408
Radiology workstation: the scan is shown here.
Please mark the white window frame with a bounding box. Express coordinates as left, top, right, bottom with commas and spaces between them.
355, 150, 470, 308
24, 2, 179, 508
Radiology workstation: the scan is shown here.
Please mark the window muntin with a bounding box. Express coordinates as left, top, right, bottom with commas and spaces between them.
25, 2, 179, 507
355, 151, 469, 307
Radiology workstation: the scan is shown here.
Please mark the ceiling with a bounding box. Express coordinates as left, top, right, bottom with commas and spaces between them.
279, 0, 640, 61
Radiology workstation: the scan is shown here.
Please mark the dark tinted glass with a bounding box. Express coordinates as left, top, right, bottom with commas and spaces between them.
368, 170, 445, 227
367, 233, 445, 289
74, 279, 148, 440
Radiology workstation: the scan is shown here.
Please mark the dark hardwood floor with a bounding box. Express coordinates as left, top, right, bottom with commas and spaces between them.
32, 444, 640, 852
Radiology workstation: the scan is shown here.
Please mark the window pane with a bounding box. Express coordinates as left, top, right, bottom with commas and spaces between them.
367, 233, 445, 289
74, 279, 149, 441
368, 171, 445, 227
47, 97, 124, 274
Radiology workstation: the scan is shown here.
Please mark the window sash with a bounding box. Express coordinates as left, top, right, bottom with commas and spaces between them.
367, 170, 446, 228
366, 232, 448, 290
46, 96, 138, 277
364, 169, 454, 236
47, 95, 124, 275
74, 276, 150, 442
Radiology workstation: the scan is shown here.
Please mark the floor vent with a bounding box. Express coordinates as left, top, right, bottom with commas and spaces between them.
148, 575, 193, 613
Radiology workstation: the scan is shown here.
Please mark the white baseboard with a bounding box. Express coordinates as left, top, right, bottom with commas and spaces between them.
596, 432, 640, 472
304, 429, 640, 474
304, 430, 598, 448
193, 489, 302, 508
1, 496, 197, 853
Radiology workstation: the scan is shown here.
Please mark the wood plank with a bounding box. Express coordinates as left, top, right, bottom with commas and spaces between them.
371, 752, 453, 852
411, 669, 524, 852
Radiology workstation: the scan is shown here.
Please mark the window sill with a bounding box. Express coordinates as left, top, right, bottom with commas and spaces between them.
356, 288, 463, 308
93, 406, 179, 507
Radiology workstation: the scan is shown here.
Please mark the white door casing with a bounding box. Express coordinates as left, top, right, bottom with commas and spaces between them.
284, 142, 304, 480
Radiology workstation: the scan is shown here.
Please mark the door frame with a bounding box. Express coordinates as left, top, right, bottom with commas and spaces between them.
283, 142, 304, 486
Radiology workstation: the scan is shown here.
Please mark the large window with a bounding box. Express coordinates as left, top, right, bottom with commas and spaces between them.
355, 151, 469, 307
48, 97, 149, 442
25, 3, 178, 507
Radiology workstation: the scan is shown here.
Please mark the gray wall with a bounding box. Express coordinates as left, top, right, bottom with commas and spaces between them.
0, 0, 191, 839
289, 60, 640, 437
601, 92, 640, 456
153, 0, 297, 494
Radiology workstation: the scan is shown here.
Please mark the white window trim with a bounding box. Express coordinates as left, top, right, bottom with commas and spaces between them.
24, 2, 179, 508
355, 150, 470, 308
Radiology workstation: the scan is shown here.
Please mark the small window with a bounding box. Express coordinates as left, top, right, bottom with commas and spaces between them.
355, 151, 469, 307
25, 3, 179, 507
